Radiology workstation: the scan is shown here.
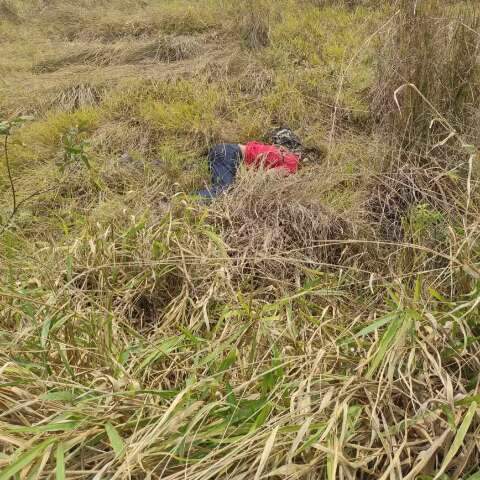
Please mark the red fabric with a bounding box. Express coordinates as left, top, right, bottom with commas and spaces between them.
244, 142, 299, 174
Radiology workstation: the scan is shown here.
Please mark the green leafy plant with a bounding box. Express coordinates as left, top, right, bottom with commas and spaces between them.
59, 126, 91, 173
403, 202, 445, 245
0, 116, 32, 234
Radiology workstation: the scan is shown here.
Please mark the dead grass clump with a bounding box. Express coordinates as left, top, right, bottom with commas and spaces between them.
55, 200, 235, 331
33, 47, 113, 73
211, 168, 360, 283
91, 17, 160, 42
373, 0, 480, 147
306, 0, 367, 7
0, 0, 20, 22
34, 36, 203, 73
226, 58, 275, 95
159, 5, 220, 35
37, 5, 142, 42
39, 3, 220, 42
90, 122, 161, 161
122, 35, 204, 64
46, 83, 105, 112
236, 0, 275, 49
365, 161, 464, 242
39, 5, 90, 41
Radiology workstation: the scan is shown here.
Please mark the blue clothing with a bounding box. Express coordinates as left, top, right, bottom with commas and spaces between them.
197, 144, 242, 199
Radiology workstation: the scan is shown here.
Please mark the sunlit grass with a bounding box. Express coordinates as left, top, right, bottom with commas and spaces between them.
1, 0, 480, 478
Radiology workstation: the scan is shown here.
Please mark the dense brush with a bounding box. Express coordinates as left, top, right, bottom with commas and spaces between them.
1, 0, 480, 478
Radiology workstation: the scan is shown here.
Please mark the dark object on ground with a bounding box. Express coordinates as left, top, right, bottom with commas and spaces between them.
197, 143, 242, 199
270, 127, 302, 152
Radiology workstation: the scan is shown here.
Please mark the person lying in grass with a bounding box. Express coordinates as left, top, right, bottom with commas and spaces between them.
197, 128, 303, 199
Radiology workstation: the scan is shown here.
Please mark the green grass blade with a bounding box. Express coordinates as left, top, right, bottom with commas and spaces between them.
55, 443, 65, 480
342, 313, 398, 345
40, 316, 52, 347
433, 401, 477, 480
105, 422, 125, 458
366, 313, 403, 378
0, 439, 55, 480
6, 420, 79, 433
136, 336, 184, 373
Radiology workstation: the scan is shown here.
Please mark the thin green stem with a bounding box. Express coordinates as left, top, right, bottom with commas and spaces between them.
4, 133, 17, 214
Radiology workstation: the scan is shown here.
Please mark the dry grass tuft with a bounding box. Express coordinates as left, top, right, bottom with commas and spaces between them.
0, 0, 19, 22
365, 160, 465, 241
211, 168, 362, 283
123, 35, 204, 63
373, 0, 480, 146
2, 1, 480, 479
34, 35, 204, 73
47, 83, 105, 111
37, 1, 221, 42
236, 0, 275, 49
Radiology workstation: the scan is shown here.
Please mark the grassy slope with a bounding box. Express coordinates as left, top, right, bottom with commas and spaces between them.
1, 0, 480, 479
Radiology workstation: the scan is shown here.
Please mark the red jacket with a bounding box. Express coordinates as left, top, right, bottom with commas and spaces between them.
244, 142, 299, 174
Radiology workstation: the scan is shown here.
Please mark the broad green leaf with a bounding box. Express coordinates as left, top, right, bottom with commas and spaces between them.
326, 439, 335, 480
197, 345, 228, 368
296, 424, 328, 454
225, 382, 236, 407
49, 314, 71, 335
440, 405, 455, 430
118, 350, 130, 365
55, 443, 65, 480
124, 221, 145, 239
344, 313, 397, 343
229, 399, 269, 425
203, 228, 227, 256
105, 422, 125, 458
433, 401, 477, 480
179, 326, 206, 345
0, 438, 55, 480
252, 403, 273, 431
57, 347, 75, 378
454, 394, 480, 406
40, 391, 74, 402
277, 286, 342, 305
414, 276, 422, 302
428, 288, 448, 303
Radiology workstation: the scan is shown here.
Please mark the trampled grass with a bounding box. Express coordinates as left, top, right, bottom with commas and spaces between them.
1, 0, 480, 478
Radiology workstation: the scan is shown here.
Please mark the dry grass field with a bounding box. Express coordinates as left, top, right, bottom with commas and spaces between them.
1, 0, 480, 478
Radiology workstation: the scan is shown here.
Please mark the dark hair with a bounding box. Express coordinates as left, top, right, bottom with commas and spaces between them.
270, 127, 303, 153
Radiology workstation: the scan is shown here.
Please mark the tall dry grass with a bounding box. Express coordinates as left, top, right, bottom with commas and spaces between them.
236, 0, 275, 49
373, 0, 480, 148
1, 162, 479, 477
1, 0, 480, 478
